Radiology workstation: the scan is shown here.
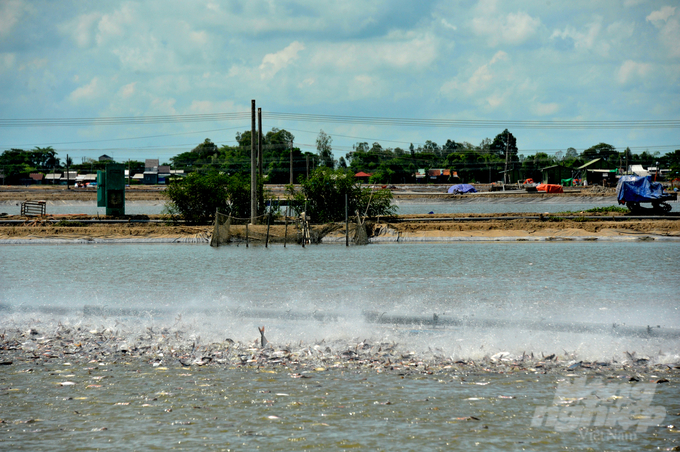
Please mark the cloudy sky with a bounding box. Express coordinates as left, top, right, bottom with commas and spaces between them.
0, 0, 678, 163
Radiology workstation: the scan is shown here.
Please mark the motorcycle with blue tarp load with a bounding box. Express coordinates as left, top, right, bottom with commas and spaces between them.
617, 175, 677, 213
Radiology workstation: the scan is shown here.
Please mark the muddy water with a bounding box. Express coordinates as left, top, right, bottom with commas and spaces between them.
1, 241, 679, 449
2, 360, 679, 451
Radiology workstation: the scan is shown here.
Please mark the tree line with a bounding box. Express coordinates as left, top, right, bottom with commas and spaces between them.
2, 129, 679, 184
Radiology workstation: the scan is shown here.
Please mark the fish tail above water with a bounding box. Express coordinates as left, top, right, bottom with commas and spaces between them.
258, 326, 268, 348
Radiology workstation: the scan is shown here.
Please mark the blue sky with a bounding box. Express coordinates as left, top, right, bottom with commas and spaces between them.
0, 0, 678, 164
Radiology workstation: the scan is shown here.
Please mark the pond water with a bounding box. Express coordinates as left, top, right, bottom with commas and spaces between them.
1, 241, 678, 450
3, 195, 664, 217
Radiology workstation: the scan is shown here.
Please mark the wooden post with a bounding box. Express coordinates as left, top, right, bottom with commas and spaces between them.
265, 201, 271, 248
345, 193, 349, 247
246, 222, 249, 248
302, 200, 307, 247
284, 205, 288, 247
250, 99, 257, 225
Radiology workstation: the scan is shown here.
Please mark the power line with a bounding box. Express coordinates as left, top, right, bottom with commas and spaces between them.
0, 112, 251, 127
1, 110, 679, 129
266, 112, 680, 130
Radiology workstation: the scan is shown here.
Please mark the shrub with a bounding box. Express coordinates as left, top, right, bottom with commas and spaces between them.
164, 172, 254, 224
286, 168, 396, 223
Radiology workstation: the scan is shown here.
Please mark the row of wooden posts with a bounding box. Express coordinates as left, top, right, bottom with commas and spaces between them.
235, 193, 362, 248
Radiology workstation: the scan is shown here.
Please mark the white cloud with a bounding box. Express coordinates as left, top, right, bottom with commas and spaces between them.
440, 51, 509, 98
188, 99, 241, 114
471, 8, 541, 46
0, 0, 27, 39
69, 77, 101, 103
259, 41, 305, 79
310, 33, 438, 72
96, 4, 135, 46
646, 6, 676, 25
550, 17, 615, 56
59, 12, 101, 48
646, 6, 680, 57
531, 102, 559, 116
439, 51, 512, 109
618, 60, 651, 84
118, 82, 137, 99
441, 19, 457, 31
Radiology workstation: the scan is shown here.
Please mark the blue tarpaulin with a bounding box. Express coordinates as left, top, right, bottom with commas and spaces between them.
616, 175, 665, 203
448, 184, 477, 194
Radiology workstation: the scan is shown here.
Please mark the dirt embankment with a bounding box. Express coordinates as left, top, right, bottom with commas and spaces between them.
1, 185, 679, 241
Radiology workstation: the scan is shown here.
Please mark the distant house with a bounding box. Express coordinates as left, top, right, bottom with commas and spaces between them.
354, 171, 372, 182
45, 173, 61, 183
29, 173, 44, 184
144, 159, 160, 185
99, 154, 114, 162
576, 158, 617, 186
158, 165, 171, 184
540, 164, 571, 185
415, 168, 458, 183
428, 168, 457, 183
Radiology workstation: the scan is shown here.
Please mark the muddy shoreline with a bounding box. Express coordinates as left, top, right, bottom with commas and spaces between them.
2, 185, 679, 241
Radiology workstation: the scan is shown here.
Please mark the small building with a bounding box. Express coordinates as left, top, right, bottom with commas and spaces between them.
354, 171, 372, 182
45, 173, 61, 184
158, 165, 171, 184
99, 154, 114, 162
587, 169, 618, 187
29, 173, 44, 184
143, 172, 158, 185
540, 164, 572, 185
143, 159, 160, 185
427, 168, 458, 183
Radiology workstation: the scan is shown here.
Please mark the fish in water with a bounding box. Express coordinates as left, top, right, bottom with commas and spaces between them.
258, 326, 268, 348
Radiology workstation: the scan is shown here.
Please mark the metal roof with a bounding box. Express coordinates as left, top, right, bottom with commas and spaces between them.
576, 158, 601, 170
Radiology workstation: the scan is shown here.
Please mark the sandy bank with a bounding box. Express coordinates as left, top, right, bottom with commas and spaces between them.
1, 215, 679, 244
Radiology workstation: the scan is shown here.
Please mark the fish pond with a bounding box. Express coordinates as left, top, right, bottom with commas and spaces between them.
1, 241, 679, 450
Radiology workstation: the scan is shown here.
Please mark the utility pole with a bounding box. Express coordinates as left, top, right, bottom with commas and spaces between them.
290, 150, 293, 185
503, 131, 510, 184
306, 154, 309, 179
66, 154, 70, 190
257, 107, 263, 179
250, 100, 257, 224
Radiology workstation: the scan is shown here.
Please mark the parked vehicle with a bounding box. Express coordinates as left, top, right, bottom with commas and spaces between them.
617, 175, 677, 213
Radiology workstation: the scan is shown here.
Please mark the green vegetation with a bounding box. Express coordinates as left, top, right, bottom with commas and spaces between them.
2, 127, 679, 186
285, 168, 396, 223
557, 206, 629, 215
583, 206, 629, 214
164, 172, 255, 224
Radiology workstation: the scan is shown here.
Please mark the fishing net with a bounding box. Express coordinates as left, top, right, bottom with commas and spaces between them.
210, 211, 231, 247
353, 215, 368, 245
